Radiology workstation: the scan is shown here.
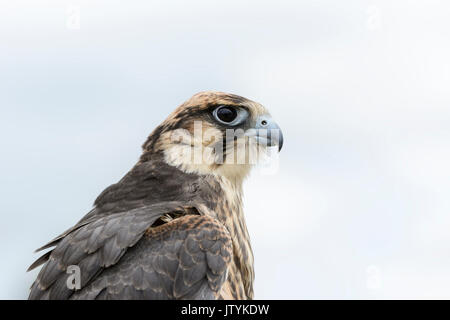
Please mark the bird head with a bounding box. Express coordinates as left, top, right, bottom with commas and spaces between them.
141, 91, 283, 181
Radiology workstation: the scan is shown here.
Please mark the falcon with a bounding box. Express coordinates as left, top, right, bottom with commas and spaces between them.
28, 91, 283, 300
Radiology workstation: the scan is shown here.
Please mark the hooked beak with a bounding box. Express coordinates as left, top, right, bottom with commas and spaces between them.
246, 115, 283, 152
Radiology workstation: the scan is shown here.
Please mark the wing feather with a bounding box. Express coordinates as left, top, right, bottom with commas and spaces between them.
69, 215, 232, 300
28, 201, 190, 300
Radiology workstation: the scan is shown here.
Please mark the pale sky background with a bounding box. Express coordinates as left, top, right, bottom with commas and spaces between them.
1, 0, 450, 299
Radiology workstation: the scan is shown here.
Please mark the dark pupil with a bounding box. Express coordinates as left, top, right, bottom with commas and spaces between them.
217, 107, 237, 123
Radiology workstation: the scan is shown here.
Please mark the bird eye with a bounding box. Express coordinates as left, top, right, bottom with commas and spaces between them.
213, 106, 248, 126
216, 106, 237, 123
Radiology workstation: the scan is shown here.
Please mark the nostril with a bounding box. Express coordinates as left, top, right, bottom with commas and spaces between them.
261, 120, 268, 126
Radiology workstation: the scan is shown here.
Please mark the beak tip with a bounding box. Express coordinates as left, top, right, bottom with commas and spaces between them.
278, 132, 283, 152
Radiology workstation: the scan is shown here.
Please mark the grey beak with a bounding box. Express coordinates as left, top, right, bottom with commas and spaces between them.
252, 115, 284, 152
